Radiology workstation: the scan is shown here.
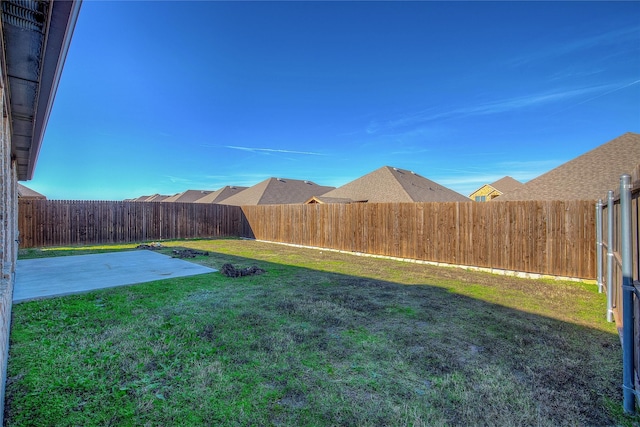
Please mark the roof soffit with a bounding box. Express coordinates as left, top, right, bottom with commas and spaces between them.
2, 0, 81, 180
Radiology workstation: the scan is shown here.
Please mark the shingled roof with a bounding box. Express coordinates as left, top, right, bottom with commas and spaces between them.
146, 194, 170, 202
126, 194, 170, 202
498, 132, 640, 201
221, 178, 334, 206
163, 190, 214, 203
305, 196, 365, 204
194, 186, 248, 204
318, 166, 469, 203
17, 183, 46, 199
490, 176, 523, 194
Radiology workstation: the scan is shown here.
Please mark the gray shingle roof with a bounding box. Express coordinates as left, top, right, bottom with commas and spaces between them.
129, 194, 170, 202
319, 166, 469, 203
163, 190, 214, 203
305, 196, 365, 204
489, 176, 523, 195
146, 194, 170, 202
498, 132, 640, 201
221, 178, 335, 206
17, 183, 46, 199
194, 186, 248, 204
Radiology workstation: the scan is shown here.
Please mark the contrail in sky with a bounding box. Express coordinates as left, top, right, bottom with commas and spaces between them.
551, 79, 640, 115
225, 146, 324, 156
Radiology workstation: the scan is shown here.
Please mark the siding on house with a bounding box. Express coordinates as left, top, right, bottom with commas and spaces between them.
469, 185, 497, 202
469, 176, 523, 202
0, 2, 81, 422
0, 89, 18, 427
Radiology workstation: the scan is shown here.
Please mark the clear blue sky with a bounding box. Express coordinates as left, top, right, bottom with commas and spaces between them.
26, 1, 640, 200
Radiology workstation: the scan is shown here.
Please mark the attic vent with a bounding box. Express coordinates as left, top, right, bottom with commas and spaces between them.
2, 1, 47, 32
230, 186, 236, 189
304, 180, 311, 185
277, 178, 285, 182
410, 171, 417, 175
392, 167, 399, 171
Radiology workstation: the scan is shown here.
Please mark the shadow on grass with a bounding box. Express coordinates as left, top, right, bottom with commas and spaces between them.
5, 242, 632, 427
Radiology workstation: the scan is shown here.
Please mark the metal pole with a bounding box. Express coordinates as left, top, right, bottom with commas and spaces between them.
606, 190, 614, 322
596, 200, 603, 293
620, 174, 635, 414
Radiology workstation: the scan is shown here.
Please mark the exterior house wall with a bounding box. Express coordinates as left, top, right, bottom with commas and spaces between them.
469, 185, 500, 202
0, 88, 17, 419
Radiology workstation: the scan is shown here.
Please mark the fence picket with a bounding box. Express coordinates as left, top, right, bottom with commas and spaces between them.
19, 199, 597, 279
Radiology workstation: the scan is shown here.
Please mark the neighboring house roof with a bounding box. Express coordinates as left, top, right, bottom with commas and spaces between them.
319, 166, 469, 203
221, 178, 334, 206
2, 1, 82, 180
194, 186, 248, 204
305, 196, 366, 204
469, 176, 523, 200
17, 183, 46, 199
146, 194, 170, 202
490, 176, 523, 194
498, 132, 640, 201
128, 194, 170, 202
163, 190, 214, 203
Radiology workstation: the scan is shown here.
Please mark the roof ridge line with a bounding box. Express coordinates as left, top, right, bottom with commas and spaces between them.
384, 166, 413, 201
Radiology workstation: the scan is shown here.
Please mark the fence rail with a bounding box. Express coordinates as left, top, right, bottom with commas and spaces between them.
18, 200, 249, 247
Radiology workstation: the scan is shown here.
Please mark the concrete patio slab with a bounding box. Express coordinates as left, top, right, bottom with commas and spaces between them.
14, 250, 217, 303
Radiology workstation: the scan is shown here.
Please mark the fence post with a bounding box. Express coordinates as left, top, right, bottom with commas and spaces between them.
620, 174, 635, 414
606, 190, 614, 322
596, 200, 603, 293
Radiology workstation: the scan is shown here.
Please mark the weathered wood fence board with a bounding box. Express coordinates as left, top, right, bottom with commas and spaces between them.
18, 200, 247, 247
240, 200, 596, 279
19, 199, 596, 279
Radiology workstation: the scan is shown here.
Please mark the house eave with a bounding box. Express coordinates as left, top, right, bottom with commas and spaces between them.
2, 0, 81, 181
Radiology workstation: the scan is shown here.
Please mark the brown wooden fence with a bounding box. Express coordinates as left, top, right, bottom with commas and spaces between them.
240, 200, 596, 279
18, 200, 249, 247
19, 199, 596, 279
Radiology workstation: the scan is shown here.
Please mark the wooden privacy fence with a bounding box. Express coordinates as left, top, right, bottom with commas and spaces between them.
241, 200, 596, 279
18, 200, 249, 247
19, 199, 596, 280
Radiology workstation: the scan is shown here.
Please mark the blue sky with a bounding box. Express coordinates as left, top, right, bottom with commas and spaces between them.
26, 1, 640, 200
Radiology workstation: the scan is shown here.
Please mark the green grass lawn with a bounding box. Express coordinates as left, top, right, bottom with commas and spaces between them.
5, 239, 635, 426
